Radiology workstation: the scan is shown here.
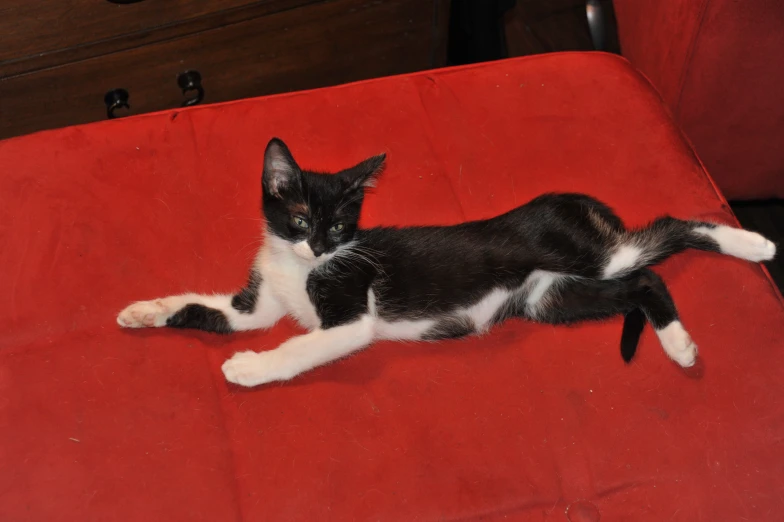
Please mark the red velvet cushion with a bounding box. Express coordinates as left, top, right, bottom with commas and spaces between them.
1, 53, 782, 521
614, 0, 784, 199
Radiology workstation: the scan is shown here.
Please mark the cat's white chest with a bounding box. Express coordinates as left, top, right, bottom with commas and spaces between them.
257, 244, 321, 331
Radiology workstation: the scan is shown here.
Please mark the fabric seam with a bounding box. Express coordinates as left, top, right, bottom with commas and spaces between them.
673, 0, 712, 117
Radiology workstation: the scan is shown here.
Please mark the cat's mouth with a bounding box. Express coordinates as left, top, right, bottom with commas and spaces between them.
291, 240, 335, 265
292, 241, 317, 261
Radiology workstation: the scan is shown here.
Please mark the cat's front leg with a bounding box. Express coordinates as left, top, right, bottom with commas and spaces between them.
221, 315, 375, 386
117, 270, 285, 333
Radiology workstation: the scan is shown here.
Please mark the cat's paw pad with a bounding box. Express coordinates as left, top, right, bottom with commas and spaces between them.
117, 299, 172, 328
222, 351, 277, 387
657, 321, 697, 368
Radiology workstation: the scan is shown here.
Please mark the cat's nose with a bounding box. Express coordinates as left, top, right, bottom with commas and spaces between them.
311, 243, 326, 257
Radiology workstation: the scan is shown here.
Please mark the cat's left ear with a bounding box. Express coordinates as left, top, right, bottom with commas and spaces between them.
339, 153, 386, 193
263, 138, 302, 199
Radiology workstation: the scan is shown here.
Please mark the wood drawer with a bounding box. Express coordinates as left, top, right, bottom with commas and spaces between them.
0, 0, 445, 140
0, 0, 320, 77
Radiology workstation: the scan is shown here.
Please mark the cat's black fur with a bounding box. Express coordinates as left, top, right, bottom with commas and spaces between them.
166, 138, 730, 361
303, 209, 695, 358
231, 139, 726, 360
620, 309, 647, 363
231, 269, 262, 314
320, 207, 714, 320
168, 304, 232, 334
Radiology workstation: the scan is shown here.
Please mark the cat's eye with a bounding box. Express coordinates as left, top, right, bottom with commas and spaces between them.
330, 223, 345, 233
292, 216, 310, 230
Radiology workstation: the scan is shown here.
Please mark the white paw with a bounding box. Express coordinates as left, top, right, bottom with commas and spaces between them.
724, 229, 776, 262
656, 321, 698, 367
117, 299, 173, 328
222, 351, 281, 387
696, 226, 776, 262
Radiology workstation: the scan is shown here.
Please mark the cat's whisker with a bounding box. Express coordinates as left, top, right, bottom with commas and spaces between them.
235, 237, 265, 257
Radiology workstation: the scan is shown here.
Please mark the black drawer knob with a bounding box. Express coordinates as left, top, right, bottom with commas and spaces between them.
104, 88, 130, 119
177, 70, 205, 107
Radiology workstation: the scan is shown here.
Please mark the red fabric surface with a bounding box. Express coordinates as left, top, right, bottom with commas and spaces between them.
614, 0, 784, 199
1, 53, 783, 521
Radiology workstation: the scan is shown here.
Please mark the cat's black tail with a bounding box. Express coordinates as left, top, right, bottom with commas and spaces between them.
620, 308, 647, 363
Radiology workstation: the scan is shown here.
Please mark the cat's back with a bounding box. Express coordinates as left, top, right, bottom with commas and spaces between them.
354, 223, 535, 312
356, 220, 527, 264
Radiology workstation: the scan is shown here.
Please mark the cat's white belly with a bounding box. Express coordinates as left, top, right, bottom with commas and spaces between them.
368, 275, 564, 341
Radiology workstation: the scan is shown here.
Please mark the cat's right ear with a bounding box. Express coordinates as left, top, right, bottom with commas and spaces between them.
339, 153, 387, 193
262, 138, 301, 198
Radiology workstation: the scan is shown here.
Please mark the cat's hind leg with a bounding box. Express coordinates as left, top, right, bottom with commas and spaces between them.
522, 269, 696, 367
117, 270, 285, 333
626, 269, 696, 367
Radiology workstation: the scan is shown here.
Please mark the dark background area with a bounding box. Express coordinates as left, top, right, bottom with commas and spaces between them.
447, 0, 618, 65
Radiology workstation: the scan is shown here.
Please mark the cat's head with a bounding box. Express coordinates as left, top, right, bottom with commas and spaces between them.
261, 138, 385, 263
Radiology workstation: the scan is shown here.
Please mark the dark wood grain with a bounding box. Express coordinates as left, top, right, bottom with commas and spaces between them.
0, 0, 439, 139
0, 0, 320, 78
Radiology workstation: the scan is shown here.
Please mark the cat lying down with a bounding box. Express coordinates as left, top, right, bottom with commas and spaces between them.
118, 139, 777, 387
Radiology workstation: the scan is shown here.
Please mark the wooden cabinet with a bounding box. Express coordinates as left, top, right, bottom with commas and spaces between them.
0, 0, 449, 139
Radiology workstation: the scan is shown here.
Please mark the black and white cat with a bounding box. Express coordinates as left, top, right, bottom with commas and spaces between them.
117, 138, 777, 387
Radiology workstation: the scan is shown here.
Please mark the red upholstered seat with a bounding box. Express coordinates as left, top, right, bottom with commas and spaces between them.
614, 0, 784, 200
1, 53, 782, 521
